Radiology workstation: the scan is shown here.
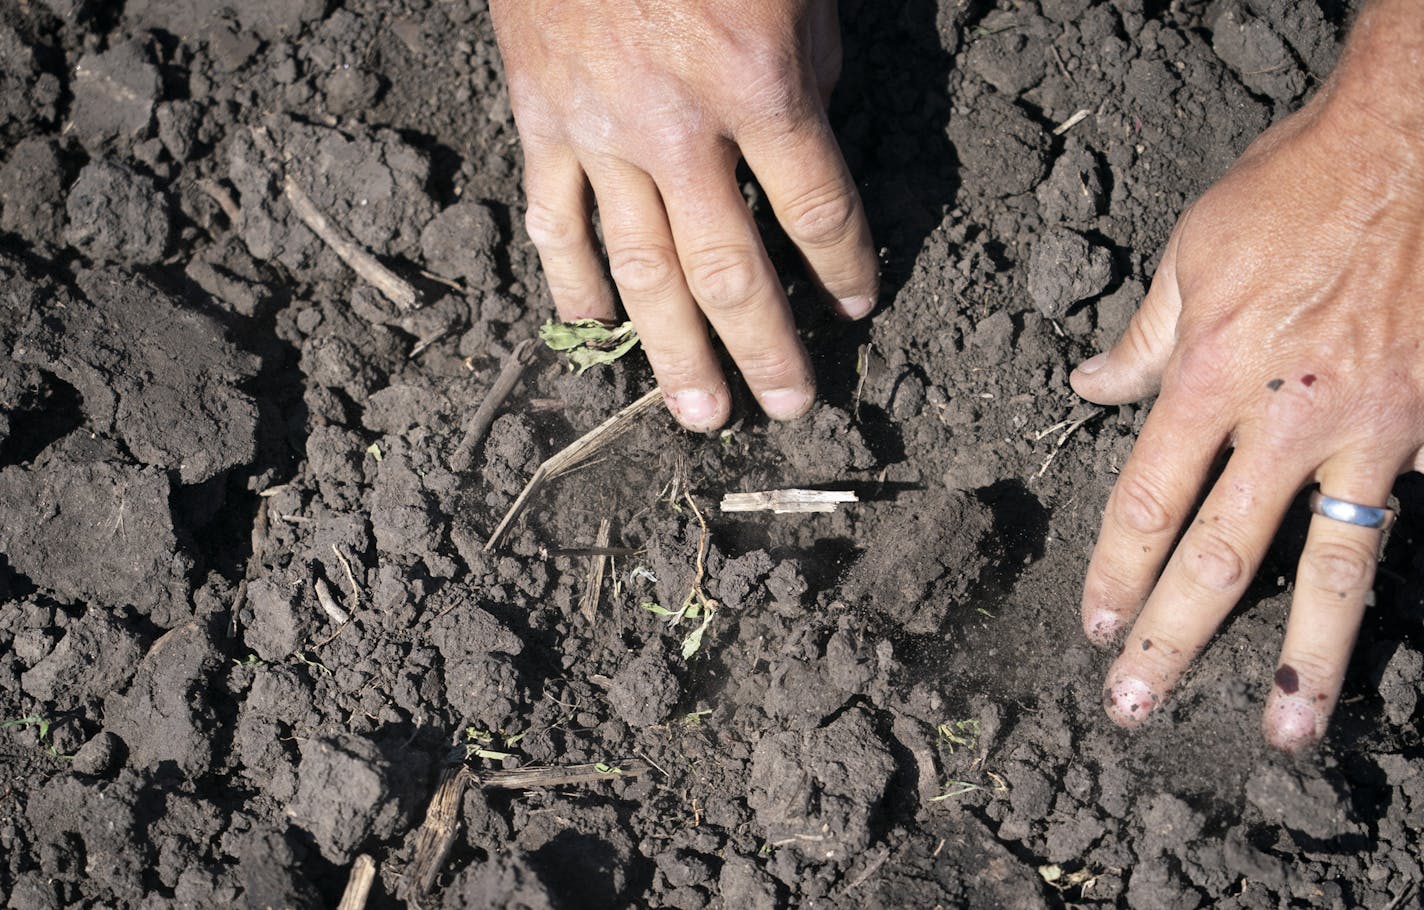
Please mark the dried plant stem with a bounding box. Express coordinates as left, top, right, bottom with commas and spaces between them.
336, 855, 376, 910
282, 175, 419, 312
485, 388, 665, 551
450, 338, 538, 473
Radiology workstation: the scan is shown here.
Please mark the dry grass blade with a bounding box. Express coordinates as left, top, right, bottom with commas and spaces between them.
721, 489, 859, 514
450, 338, 539, 473
579, 518, 612, 622
282, 174, 419, 312
472, 758, 648, 789
485, 388, 665, 551
337, 854, 377, 910
404, 765, 473, 899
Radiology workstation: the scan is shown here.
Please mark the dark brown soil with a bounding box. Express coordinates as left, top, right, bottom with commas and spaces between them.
2, 0, 1422, 908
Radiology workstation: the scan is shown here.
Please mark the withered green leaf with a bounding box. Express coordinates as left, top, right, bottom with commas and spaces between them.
539, 318, 641, 375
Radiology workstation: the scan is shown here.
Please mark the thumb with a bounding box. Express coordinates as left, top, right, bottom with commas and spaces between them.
1071, 228, 1184, 405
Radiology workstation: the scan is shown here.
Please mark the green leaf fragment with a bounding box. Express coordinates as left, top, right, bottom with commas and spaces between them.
540, 319, 641, 375
680, 606, 715, 659
472, 748, 514, 761
595, 762, 622, 775
366, 443, 383, 462
641, 602, 674, 616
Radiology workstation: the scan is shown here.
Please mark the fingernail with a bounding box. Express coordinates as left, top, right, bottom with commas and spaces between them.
670, 389, 718, 428
1104, 675, 1158, 726
760, 387, 811, 420
1075, 352, 1108, 375
1267, 697, 1320, 753
836, 295, 875, 319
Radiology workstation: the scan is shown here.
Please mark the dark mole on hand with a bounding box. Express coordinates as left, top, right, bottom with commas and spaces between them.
1142, 639, 1152, 650
1267, 378, 1285, 391
1274, 664, 1300, 694
1301, 374, 1317, 387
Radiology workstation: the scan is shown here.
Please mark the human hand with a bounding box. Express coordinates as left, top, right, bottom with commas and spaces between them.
491, 0, 878, 430
1070, 0, 1424, 753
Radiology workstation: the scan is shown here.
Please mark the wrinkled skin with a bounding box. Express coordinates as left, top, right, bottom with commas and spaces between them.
1072, 0, 1424, 752
491, 0, 878, 431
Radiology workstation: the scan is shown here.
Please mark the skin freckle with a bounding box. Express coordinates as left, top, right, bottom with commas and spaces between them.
1267, 378, 1285, 391
1142, 639, 1152, 650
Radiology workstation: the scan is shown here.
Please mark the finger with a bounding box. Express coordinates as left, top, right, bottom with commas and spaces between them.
585, 158, 730, 431
1265, 459, 1399, 753
740, 115, 878, 319
1101, 444, 1309, 728
656, 147, 816, 421
522, 140, 617, 322
1081, 384, 1230, 646
1070, 227, 1184, 405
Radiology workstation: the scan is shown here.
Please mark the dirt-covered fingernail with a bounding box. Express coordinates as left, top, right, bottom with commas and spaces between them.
669, 388, 720, 429
1266, 697, 1321, 753
836, 295, 875, 319
1085, 611, 1124, 648
1104, 675, 1157, 727
759, 387, 811, 420
1075, 352, 1108, 375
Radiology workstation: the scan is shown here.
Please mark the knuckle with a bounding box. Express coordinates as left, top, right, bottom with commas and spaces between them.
1166, 331, 1232, 400
607, 243, 679, 297
523, 202, 580, 251
733, 344, 803, 387
1111, 470, 1179, 536
1275, 651, 1336, 691
640, 345, 708, 387
683, 246, 764, 314
1178, 525, 1246, 593
1301, 537, 1376, 598
785, 184, 858, 247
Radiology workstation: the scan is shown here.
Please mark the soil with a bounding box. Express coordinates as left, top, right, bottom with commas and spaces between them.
1, 0, 1421, 908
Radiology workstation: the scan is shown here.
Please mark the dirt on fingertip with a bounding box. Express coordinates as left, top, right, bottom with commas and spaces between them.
2, 1, 1422, 909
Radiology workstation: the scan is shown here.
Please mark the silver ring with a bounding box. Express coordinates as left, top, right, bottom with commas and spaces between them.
1308, 490, 1396, 531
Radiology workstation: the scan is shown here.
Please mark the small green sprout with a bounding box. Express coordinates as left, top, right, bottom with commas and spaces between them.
595, 762, 622, 775
930, 780, 987, 801
464, 727, 519, 761
3, 714, 73, 759
295, 653, 332, 676
682, 709, 713, 728
540, 318, 641, 374
366, 442, 383, 462
642, 602, 674, 616
2, 714, 51, 741
232, 654, 264, 667
936, 719, 981, 753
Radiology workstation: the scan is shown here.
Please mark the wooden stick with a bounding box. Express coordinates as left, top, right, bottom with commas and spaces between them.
450, 339, 539, 473
337, 854, 377, 910
485, 388, 665, 551
579, 518, 612, 622
282, 175, 419, 312
721, 489, 858, 514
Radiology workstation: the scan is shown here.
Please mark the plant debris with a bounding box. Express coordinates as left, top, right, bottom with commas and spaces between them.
540, 318, 641, 374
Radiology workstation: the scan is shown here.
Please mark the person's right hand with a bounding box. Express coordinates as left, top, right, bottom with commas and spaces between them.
490, 0, 878, 431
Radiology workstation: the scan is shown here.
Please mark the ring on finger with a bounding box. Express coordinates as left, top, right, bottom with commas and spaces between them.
1308, 489, 1397, 531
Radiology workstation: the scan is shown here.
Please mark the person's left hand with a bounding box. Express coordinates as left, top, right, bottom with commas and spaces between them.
1069, 64, 1424, 752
